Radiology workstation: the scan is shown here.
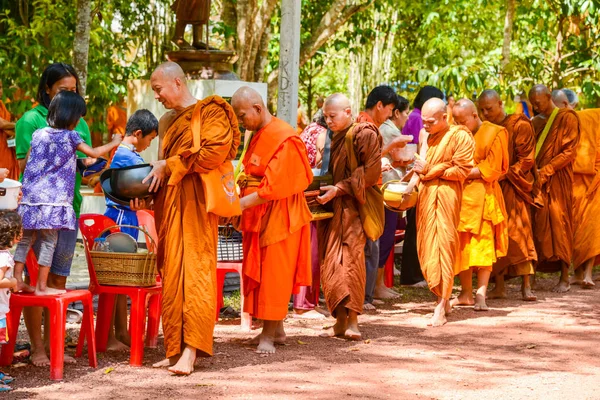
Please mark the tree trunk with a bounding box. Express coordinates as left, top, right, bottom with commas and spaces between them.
73, 0, 92, 97
501, 0, 515, 71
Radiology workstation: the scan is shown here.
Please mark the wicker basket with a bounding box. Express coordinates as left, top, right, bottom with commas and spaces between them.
90, 225, 157, 287
217, 224, 243, 261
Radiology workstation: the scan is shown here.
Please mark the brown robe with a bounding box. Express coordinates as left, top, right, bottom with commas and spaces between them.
492, 114, 538, 277
318, 122, 381, 316
572, 109, 600, 269
0, 100, 19, 180
417, 125, 474, 299
531, 108, 580, 272
154, 96, 240, 358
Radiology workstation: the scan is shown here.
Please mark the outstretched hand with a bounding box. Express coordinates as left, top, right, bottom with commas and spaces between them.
129, 198, 150, 211
316, 185, 339, 205
0, 168, 8, 183
143, 160, 168, 192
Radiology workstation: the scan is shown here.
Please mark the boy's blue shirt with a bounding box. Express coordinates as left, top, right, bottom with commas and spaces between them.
105, 143, 145, 210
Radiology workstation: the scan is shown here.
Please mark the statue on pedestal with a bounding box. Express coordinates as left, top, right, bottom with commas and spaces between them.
171, 0, 211, 50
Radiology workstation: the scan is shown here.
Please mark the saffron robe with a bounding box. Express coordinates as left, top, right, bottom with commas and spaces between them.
240, 117, 312, 320
417, 125, 474, 298
319, 123, 381, 316
456, 122, 509, 273
154, 96, 240, 358
0, 100, 18, 180
531, 108, 580, 272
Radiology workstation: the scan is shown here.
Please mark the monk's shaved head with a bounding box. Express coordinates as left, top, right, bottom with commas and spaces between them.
528, 84, 555, 116
551, 89, 569, 109
452, 98, 481, 133
561, 88, 579, 109
150, 61, 195, 111
323, 93, 353, 133
231, 86, 270, 132
477, 89, 505, 124
421, 98, 449, 135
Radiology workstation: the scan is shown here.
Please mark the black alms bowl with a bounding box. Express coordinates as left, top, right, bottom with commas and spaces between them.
110, 164, 153, 199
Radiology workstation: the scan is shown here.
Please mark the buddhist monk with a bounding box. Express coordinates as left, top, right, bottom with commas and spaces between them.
143, 62, 240, 375
568, 106, 600, 288
404, 98, 474, 326
449, 99, 508, 311
317, 93, 381, 339
356, 85, 399, 309
478, 89, 539, 301
528, 84, 580, 292
561, 89, 579, 109
106, 100, 127, 136
551, 89, 569, 109
231, 87, 312, 354
0, 82, 18, 180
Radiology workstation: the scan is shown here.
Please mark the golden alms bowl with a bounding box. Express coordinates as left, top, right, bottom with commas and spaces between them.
381, 181, 417, 211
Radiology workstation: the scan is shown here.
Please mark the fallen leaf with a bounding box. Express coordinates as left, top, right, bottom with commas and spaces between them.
196, 383, 215, 387
526, 344, 536, 349
364, 339, 371, 344
349, 347, 360, 352
104, 367, 115, 374
297, 340, 308, 345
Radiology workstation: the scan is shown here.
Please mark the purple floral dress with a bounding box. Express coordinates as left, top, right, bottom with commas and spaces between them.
19, 127, 84, 230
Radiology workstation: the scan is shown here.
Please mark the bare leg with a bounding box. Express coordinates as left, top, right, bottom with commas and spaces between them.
256, 320, 279, 354
552, 262, 571, 293
25, 306, 49, 367
374, 268, 399, 299
487, 274, 507, 299
153, 356, 179, 368
107, 295, 130, 351
320, 305, 347, 338
168, 345, 197, 375
450, 269, 474, 307
581, 258, 595, 288
345, 310, 361, 340
13, 261, 34, 293
521, 275, 537, 301
34, 265, 66, 296
428, 297, 448, 327
571, 266, 585, 285
474, 269, 490, 311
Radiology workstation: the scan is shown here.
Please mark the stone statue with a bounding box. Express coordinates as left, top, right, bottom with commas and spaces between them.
171, 0, 211, 50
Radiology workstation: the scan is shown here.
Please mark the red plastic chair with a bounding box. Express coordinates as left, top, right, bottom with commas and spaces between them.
384, 229, 405, 288
0, 251, 97, 380
217, 262, 251, 331
79, 214, 162, 366
136, 210, 157, 253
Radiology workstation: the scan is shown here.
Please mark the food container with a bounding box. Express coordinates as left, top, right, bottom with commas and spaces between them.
381, 180, 417, 211
0, 178, 22, 210
110, 164, 153, 199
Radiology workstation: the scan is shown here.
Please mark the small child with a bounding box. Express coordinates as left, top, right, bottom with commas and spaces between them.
0, 210, 22, 392
14, 91, 122, 295
103, 109, 158, 351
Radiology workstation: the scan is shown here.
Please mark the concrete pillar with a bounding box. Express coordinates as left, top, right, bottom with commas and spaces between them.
277, 0, 301, 128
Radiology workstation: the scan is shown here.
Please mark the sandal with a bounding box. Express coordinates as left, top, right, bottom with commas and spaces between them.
0, 371, 13, 384
0, 384, 12, 392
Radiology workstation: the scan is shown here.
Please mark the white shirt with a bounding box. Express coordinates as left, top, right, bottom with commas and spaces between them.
0, 250, 14, 318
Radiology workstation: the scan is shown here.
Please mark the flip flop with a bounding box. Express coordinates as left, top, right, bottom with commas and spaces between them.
0, 372, 13, 384
0, 384, 12, 392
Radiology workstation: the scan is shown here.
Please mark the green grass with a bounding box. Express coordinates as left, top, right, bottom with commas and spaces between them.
223, 290, 241, 311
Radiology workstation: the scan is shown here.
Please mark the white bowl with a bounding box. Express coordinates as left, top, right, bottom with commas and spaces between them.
0, 179, 22, 210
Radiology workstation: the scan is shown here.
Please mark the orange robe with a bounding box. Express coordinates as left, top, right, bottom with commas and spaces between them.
106, 105, 127, 135
154, 96, 240, 358
240, 117, 312, 320
531, 109, 580, 272
318, 123, 381, 316
0, 100, 19, 180
572, 109, 600, 270
492, 114, 538, 277
417, 125, 474, 298
456, 122, 509, 273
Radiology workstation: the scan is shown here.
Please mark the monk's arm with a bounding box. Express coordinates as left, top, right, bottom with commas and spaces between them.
0, 118, 15, 131
539, 113, 580, 178
191, 106, 240, 172
422, 132, 473, 182
506, 120, 536, 182
335, 127, 382, 196
477, 131, 509, 183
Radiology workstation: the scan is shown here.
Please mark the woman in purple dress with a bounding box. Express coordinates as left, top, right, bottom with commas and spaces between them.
13, 91, 122, 296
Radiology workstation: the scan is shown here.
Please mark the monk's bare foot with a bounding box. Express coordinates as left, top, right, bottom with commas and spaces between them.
581, 278, 595, 289
344, 327, 362, 341
245, 332, 286, 345
168, 346, 196, 375
571, 268, 584, 285
552, 280, 570, 293
292, 309, 326, 320
428, 302, 447, 327
15, 281, 35, 293
487, 287, 507, 299
450, 293, 474, 307
363, 302, 376, 311
320, 318, 347, 338
521, 287, 537, 301
106, 337, 130, 352
372, 299, 384, 305
152, 356, 179, 368
35, 287, 66, 296
473, 293, 488, 311
256, 334, 276, 354
30, 349, 50, 367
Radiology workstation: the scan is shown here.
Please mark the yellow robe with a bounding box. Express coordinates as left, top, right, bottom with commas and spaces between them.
456, 122, 509, 273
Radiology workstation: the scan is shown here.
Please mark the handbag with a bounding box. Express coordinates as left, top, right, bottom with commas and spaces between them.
344, 124, 385, 240
200, 160, 242, 217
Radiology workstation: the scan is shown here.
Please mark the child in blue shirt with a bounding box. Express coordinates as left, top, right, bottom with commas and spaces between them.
102, 109, 158, 351
104, 109, 158, 240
